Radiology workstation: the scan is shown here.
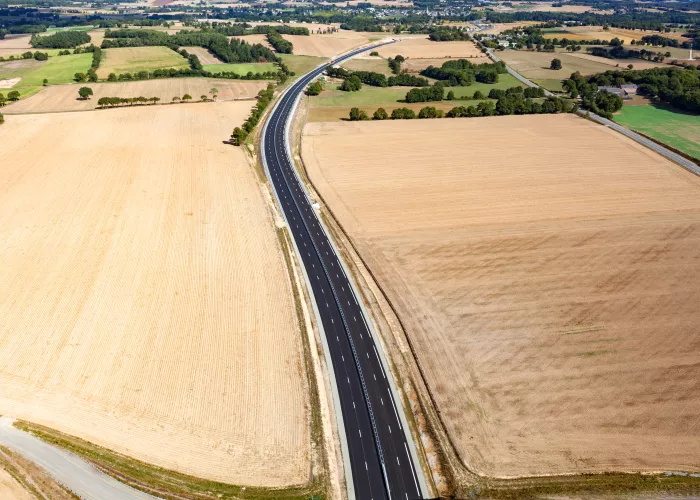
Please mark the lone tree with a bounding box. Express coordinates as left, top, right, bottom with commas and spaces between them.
78, 87, 93, 100
550, 58, 562, 70
7, 90, 20, 101
182, 94, 192, 102
201, 94, 208, 101
209, 87, 219, 100
172, 96, 180, 102
42, 78, 48, 86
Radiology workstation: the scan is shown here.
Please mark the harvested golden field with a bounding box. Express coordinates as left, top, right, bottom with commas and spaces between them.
567, 51, 667, 70
373, 36, 484, 59
96, 46, 189, 78
0, 34, 32, 57
0, 102, 309, 486
3, 78, 265, 113
0, 468, 32, 500
84, 29, 105, 47
302, 115, 700, 477
282, 31, 377, 57
182, 46, 222, 64
229, 34, 273, 49
543, 26, 652, 43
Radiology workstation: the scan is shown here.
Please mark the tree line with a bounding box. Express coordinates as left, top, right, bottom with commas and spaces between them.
348, 96, 574, 121
231, 84, 275, 145
30, 30, 91, 48
428, 27, 471, 42
266, 31, 294, 54
420, 59, 508, 87
326, 66, 430, 88
0, 50, 47, 61
102, 66, 281, 82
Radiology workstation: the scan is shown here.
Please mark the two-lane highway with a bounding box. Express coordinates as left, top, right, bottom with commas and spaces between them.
261, 44, 425, 500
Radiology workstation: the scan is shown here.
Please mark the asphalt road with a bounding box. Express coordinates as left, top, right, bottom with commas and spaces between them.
261, 45, 425, 500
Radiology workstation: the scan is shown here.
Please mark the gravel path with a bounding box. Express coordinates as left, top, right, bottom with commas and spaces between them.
0, 418, 160, 500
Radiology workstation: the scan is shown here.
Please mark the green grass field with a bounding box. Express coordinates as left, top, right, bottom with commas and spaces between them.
313, 73, 524, 107
279, 54, 327, 78
97, 47, 189, 78
615, 104, 700, 160
202, 62, 278, 75
340, 56, 392, 75
0, 53, 92, 99
533, 78, 565, 91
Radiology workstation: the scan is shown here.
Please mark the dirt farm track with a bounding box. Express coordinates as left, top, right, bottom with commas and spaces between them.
0, 102, 309, 486
302, 115, 700, 478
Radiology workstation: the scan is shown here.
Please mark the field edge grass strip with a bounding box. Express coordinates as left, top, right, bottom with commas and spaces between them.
13, 421, 323, 500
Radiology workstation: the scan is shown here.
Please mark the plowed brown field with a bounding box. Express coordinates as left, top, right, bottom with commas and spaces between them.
302, 115, 700, 477
0, 101, 309, 486
3, 78, 265, 113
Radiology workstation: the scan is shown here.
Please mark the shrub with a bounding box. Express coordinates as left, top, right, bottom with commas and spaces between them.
349, 107, 369, 120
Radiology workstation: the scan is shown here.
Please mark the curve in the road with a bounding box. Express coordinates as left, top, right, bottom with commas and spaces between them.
261, 44, 427, 500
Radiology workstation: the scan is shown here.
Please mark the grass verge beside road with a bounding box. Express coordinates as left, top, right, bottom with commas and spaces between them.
14, 421, 325, 500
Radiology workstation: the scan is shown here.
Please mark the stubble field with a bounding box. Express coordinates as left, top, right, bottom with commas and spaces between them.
373, 36, 485, 59
0, 101, 309, 486
182, 46, 221, 64
3, 78, 266, 113
302, 115, 700, 477
281, 31, 379, 57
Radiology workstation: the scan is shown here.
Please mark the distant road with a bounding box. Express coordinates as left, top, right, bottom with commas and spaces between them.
486, 48, 700, 176
0, 417, 159, 500
261, 43, 427, 500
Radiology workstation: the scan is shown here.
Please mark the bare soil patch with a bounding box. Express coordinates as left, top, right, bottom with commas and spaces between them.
4, 78, 265, 113
0, 77, 21, 88
302, 115, 700, 478
373, 36, 484, 59
0, 101, 309, 487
